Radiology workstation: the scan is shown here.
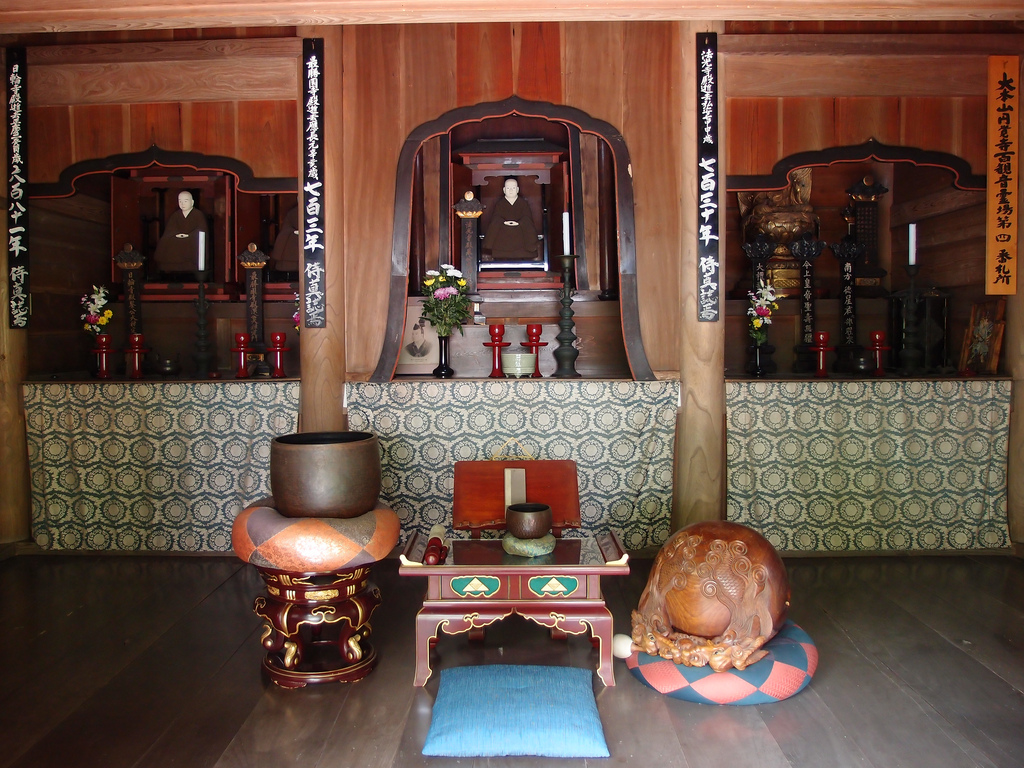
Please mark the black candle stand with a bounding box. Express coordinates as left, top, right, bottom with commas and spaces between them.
194, 270, 213, 378
899, 263, 925, 374
551, 254, 581, 379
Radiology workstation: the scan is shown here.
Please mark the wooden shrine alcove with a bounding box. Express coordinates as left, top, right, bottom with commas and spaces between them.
371, 96, 654, 382
27, 146, 300, 377
723, 139, 989, 377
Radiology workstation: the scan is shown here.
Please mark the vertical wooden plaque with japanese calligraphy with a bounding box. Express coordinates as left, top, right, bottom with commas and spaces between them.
696, 33, 720, 322
302, 38, 327, 328
986, 55, 1019, 296
6, 47, 29, 329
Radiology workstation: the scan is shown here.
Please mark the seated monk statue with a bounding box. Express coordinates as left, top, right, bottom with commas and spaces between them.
736, 167, 818, 247
271, 205, 300, 275
153, 190, 209, 275
481, 177, 541, 264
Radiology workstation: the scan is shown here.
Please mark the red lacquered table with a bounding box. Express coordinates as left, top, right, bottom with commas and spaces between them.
399, 531, 630, 686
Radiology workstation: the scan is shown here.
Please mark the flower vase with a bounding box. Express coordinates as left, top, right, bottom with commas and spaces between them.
93, 333, 114, 379
746, 343, 776, 377
432, 335, 455, 379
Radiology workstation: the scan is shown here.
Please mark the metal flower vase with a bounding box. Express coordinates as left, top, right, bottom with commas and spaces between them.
432, 335, 455, 379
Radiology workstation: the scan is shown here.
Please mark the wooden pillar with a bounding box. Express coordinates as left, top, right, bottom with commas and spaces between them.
1006, 57, 1024, 555
672, 22, 726, 532
0, 47, 31, 544
298, 27, 348, 432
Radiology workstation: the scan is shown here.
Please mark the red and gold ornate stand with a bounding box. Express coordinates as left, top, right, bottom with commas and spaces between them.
252, 565, 382, 688
399, 532, 629, 687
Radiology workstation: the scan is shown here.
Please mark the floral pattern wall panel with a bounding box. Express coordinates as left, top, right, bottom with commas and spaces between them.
346, 380, 679, 550
25, 381, 300, 551
726, 380, 1011, 552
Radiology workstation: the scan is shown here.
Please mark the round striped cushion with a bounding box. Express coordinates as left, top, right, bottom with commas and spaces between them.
232, 496, 400, 572
625, 620, 817, 705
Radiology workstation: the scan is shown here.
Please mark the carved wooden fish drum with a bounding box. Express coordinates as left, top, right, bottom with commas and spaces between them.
632, 520, 790, 671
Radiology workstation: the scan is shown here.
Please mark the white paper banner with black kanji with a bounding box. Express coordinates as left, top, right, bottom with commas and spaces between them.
7, 47, 29, 329
302, 38, 327, 328
696, 33, 720, 322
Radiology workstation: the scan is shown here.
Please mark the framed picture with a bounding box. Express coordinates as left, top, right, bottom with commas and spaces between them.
396, 301, 439, 375
958, 297, 1006, 374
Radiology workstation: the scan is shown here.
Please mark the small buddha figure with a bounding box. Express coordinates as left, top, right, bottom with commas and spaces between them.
482, 177, 541, 264
153, 190, 209, 275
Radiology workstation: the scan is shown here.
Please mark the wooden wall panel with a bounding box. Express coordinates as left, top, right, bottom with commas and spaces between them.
512, 21, 562, 104
781, 97, 834, 158
71, 103, 126, 162
621, 21, 681, 373
960, 96, 988, 174
902, 97, 959, 156
724, 54, 988, 98
833, 97, 900, 146
563, 22, 625, 131
27, 106, 73, 184
725, 98, 778, 175
456, 23, 514, 106
237, 100, 298, 178
343, 25, 405, 375
402, 24, 457, 134
128, 102, 183, 152
187, 101, 236, 157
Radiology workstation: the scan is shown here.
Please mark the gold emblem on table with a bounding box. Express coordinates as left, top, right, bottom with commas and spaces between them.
450, 575, 500, 598
528, 575, 579, 597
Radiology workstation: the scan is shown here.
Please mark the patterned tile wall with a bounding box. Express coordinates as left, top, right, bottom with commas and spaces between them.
345, 380, 680, 551
725, 379, 1012, 552
24, 381, 300, 551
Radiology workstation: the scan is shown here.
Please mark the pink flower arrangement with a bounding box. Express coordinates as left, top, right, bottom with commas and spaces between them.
420, 264, 471, 337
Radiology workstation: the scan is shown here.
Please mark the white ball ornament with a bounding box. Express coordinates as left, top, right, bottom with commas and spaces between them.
612, 633, 635, 659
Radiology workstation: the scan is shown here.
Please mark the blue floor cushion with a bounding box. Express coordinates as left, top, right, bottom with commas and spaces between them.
422, 664, 610, 757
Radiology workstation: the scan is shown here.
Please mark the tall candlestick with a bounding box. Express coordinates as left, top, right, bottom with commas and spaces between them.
907, 223, 917, 266
562, 211, 570, 255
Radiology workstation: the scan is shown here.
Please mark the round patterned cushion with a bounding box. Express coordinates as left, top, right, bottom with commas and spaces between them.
625, 620, 817, 705
232, 496, 400, 572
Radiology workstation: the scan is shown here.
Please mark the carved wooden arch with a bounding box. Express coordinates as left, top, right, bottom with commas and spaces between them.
726, 138, 986, 192
370, 95, 654, 382
28, 145, 297, 198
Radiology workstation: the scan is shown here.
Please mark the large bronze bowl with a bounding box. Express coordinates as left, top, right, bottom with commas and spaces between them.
270, 431, 381, 519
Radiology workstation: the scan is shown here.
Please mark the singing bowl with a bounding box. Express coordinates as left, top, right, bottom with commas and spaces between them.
505, 503, 552, 539
270, 431, 381, 519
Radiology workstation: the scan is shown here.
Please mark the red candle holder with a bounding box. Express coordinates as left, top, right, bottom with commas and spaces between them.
810, 331, 834, 378
126, 333, 149, 380
482, 324, 510, 378
521, 323, 548, 378
92, 333, 115, 379
868, 330, 892, 377
267, 332, 290, 378
232, 333, 251, 378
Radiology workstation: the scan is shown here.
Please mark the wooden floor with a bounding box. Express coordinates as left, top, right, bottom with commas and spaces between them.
2, 551, 1024, 767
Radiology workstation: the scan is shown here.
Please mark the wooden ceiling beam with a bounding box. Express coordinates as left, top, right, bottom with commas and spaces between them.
1, 0, 1023, 35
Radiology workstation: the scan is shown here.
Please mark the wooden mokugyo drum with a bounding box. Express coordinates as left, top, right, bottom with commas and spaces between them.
631, 520, 790, 671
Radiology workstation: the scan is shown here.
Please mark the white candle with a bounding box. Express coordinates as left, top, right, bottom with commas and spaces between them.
907, 223, 917, 266
562, 211, 570, 255
197, 230, 206, 272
